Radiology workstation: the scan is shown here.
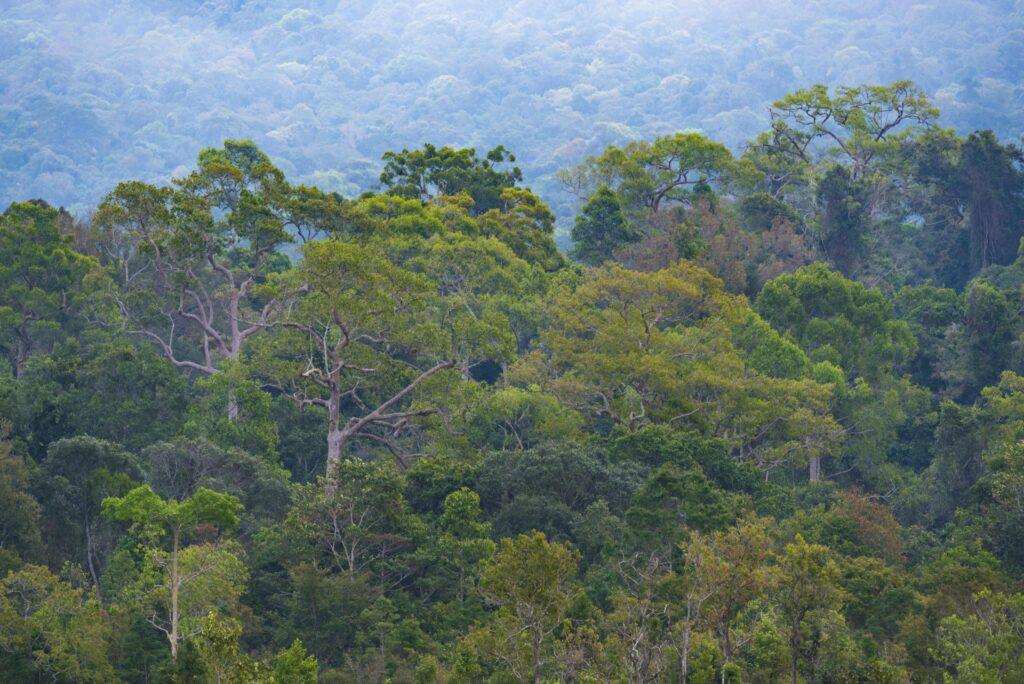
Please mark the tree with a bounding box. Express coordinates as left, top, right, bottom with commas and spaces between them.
672, 534, 724, 684
626, 464, 739, 552
755, 263, 917, 384
0, 201, 99, 376
949, 280, 1017, 400
814, 164, 868, 274
289, 459, 421, 586
563, 133, 733, 214
436, 488, 495, 604
142, 438, 291, 534
102, 485, 244, 660
478, 531, 579, 684
475, 187, 566, 271
182, 360, 280, 459
775, 535, 843, 684
35, 436, 142, 597
0, 424, 43, 572
93, 141, 324, 414
700, 517, 776, 664
935, 590, 1024, 682
894, 284, 962, 392
604, 553, 673, 684
0, 564, 115, 683
973, 440, 1024, 571
763, 81, 937, 180
518, 260, 841, 475
474, 442, 639, 541
10, 332, 190, 457
272, 639, 318, 683
569, 185, 638, 265
262, 237, 504, 476
380, 143, 523, 214
958, 131, 1024, 271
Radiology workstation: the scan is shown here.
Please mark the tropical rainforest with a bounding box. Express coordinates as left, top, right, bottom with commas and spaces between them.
3, 74, 1024, 683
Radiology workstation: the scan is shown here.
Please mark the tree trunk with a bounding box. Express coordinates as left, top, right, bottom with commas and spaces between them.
532, 625, 543, 684
790, 630, 799, 684
84, 519, 101, 604
13, 328, 30, 378
170, 531, 180, 660
326, 383, 343, 480
227, 393, 240, 421
808, 455, 820, 483
679, 625, 691, 684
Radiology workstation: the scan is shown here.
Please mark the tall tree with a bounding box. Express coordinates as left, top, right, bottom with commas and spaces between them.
436, 488, 495, 604
93, 141, 335, 415
569, 185, 638, 265
0, 201, 99, 376
289, 458, 421, 586
958, 131, 1024, 271
35, 436, 142, 597
102, 485, 244, 660
562, 132, 733, 214
380, 143, 523, 214
764, 81, 937, 180
478, 531, 579, 684
775, 535, 843, 684
262, 238, 507, 476
519, 260, 841, 475
814, 164, 868, 274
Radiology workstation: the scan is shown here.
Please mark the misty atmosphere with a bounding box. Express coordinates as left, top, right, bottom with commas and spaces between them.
3, 1, 1022, 225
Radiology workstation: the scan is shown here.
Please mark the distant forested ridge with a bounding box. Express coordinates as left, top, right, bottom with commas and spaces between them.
1, 0, 1023, 226
4, 72, 1024, 681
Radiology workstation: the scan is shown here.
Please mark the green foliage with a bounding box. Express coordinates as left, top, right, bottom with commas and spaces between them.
756, 263, 916, 383
0, 201, 100, 375
952, 280, 1017, 400
0, 428, 43, 572
7, 83, 1024, 681
738, 192, 801, 233
183, 361, 281, 460
959, 131, 1024, 272
894, 284, 962, 392
523, 260, 842, 475
565, 132, 733, 215
814, 163, 868, 274
435, 488, 494, 603
935, 589, 1024, 682
776, 535, 844, 683
569, 185, 638, 265
288, 459, 423, 581
0, 564, 115, 682
35, 436, 142, 590
142, 438, 291, 534
272, 639, 318, 683
103, 484, 242, 540
474, 442, 641, 541
381, 144, 523, 214
477, 531, 579, 682
765, 81, 937, 180
6, 333, 189, 457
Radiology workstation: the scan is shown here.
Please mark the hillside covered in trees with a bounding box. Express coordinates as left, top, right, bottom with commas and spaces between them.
3, 0, 1024, 223
3, 79, 1024, 683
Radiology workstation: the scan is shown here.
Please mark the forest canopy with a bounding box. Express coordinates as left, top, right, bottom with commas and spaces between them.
3, 65, 1024, 683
